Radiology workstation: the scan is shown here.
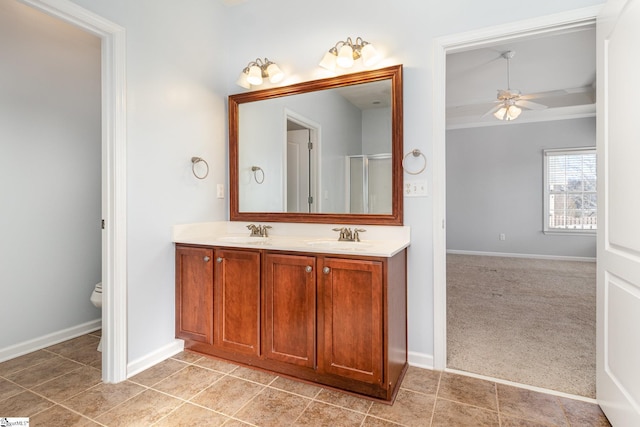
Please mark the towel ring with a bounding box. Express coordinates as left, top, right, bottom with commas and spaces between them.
402, 149, 427, 175
251, 166, 265, 184
191, 157, 209, 180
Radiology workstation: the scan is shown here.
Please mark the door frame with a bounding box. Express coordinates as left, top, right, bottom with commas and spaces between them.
20, 0, 128, 383
285, 109, 321, 213
432, 5, 602, 371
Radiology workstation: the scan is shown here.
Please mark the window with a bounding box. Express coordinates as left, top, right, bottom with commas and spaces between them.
543, 148, 597, 233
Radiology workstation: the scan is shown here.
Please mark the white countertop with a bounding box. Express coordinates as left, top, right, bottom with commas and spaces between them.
172, 221, 410, 257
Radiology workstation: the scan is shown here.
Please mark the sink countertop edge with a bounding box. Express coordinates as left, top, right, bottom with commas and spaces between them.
172, 222, 411, 257
173, 235, 409, 257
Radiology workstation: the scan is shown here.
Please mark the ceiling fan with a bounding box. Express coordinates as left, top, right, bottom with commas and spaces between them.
486, 51, 548, 121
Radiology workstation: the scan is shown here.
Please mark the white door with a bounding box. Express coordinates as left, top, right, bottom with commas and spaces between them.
286, 140, 301, 212
596, 0, 640, 424
287, 129, 312, 212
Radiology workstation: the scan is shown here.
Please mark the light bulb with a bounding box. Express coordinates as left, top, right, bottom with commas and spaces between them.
236, 71, 251, 89
360, 43, 380, 67
246, 65, 263, 85
494, 105, 522, 121
319, 50, 337, 71
493, 107, 507, 120
506, 105, 521, 120
266, 63, 284, 83
337, 44, 354, 68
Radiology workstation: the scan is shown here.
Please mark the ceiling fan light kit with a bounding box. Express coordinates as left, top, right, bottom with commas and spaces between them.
494, 103, 522, 121
488, 50, 547, 121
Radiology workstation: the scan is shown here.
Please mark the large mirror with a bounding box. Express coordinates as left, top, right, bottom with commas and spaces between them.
229, 64, 403, 225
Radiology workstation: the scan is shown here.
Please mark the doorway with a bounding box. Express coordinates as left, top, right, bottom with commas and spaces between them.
20, 0, 128, 383
432, 6, 601, 396
286, 110, 319, 213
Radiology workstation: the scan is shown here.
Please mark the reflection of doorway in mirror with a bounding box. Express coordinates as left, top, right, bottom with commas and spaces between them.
286, 111, 319, 213
347, 154, 392, 214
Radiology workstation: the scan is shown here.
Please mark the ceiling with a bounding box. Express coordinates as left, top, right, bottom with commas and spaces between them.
446, 26, 596, 129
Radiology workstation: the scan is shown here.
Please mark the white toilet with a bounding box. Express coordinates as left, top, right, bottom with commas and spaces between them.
90, 282, 103, 352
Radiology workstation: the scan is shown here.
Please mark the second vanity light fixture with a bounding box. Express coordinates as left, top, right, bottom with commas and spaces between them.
319, 36, 381, 71
236, 57, 284, 89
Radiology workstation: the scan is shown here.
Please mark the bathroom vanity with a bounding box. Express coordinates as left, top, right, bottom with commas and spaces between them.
174, 65, 408, 401
173, 222, 409, 401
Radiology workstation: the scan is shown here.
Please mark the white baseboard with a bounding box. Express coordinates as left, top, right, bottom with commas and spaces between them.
408, 351, 434, 370
446, 249, 596, 262
127, 339, 185, 378
0, 319, 102, 363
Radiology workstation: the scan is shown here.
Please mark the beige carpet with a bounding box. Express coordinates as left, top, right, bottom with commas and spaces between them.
447, 254, 596, 398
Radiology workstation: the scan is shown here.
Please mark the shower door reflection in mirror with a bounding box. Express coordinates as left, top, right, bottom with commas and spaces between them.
348, 154, 392, 214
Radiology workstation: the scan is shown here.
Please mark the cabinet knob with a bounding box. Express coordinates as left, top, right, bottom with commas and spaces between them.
203, 256, 210, 262
216, 257, 223, 263
305, 266, 312, 273
323, 266, 330, 274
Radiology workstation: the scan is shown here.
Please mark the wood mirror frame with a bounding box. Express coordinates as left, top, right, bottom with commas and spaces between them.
229, 64, 403, 225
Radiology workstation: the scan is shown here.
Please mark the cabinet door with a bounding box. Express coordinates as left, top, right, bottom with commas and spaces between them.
319, 257, 383, 384
263, 253, 316, 368
175, 245, 214, 344
213, 248, 260, 355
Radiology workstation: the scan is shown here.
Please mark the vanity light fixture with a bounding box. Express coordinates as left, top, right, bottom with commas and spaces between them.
236, 58, 284, 89
319, 37, 381, 71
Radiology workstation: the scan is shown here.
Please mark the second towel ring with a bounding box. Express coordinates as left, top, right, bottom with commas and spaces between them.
251, 166, 265, 184
191, 157, 209, 179
402, 149, 427, 175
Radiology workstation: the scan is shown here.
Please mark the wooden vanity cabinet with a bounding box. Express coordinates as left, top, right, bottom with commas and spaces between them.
175, 243, 407, 401
212, 248, 261, 356
317, 253, 408, 400
318, 257, 384, 385
176, 246, 260, 360
175, 245, 214, 344
263, 253, 316, 368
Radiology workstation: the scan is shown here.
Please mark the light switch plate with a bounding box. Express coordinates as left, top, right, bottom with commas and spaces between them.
216, 184, 224, 199
404, 180, 427, 197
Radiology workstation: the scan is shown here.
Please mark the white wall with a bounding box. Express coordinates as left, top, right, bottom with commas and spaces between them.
39, 0, 603, 367
447, 118, 597, 258
0, 1, 101, 349
66, 0, 229, 362
362, 107, 392, 155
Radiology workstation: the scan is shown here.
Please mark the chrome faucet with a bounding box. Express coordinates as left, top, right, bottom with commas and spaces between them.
332, 227, 366, 242
247, 224, 261, 236
247, 224, 271, 237
332, 227, 350, 241
259, 225, 272, 237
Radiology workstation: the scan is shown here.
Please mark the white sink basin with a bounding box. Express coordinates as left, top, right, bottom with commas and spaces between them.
217, 236, 270, 244
305, 240, 373, 250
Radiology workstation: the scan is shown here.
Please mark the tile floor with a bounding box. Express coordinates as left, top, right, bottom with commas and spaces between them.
0, 331, 611, 426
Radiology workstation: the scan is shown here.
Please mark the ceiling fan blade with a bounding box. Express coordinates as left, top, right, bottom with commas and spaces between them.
520, 86, 594, 100
520, 90, 566, 100
516, 100, 548, 110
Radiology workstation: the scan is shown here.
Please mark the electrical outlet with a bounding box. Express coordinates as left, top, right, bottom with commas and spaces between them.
216, 184, 224, 199
499, 233, 506, 241
404, 180, 427, 197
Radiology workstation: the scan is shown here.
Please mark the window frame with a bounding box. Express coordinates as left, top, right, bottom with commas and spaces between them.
543, 147, 597, 236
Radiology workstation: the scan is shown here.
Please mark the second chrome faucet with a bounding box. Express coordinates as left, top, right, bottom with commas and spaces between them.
332, 227, 366, 242
247, 224, 271, 238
